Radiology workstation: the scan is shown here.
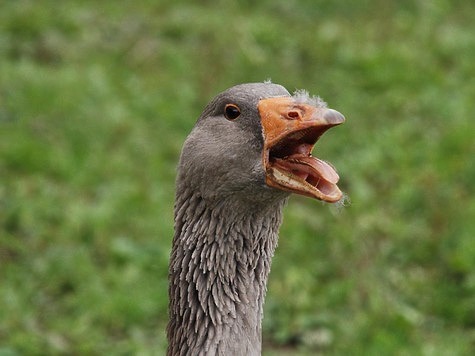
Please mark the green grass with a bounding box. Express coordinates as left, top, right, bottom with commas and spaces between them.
1, 0, 475, 354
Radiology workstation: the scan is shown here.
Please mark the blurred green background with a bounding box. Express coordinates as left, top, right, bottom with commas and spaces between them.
1, 0, 474, 354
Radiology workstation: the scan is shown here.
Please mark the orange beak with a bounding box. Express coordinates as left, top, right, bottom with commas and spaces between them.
258, 96, 345, 202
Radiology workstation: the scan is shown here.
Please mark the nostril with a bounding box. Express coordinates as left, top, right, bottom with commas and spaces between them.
287, 111, 300, 120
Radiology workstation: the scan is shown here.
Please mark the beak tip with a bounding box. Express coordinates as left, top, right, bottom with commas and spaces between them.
324, 109, 345, 125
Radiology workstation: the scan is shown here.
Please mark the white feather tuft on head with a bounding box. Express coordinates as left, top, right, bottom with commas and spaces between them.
293, 89, 327, 108
263, 78, 273, 84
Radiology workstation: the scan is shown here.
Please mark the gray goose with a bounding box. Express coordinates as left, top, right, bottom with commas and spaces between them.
167, 82, 345, 355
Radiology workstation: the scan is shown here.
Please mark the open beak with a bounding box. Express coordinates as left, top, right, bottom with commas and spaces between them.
258, 96, 345, 203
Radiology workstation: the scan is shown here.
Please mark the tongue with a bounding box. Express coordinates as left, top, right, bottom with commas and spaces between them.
279, 155, 340, 184
273, 155, 340, 185
297, 156, 340, 184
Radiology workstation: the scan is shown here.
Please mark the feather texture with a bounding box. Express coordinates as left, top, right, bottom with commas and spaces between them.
168, 187, 285, 355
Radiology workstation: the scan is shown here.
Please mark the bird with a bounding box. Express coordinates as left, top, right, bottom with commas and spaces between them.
167, 82, 345, 355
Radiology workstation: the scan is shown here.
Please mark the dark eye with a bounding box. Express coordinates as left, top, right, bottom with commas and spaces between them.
224, 104, 241, 120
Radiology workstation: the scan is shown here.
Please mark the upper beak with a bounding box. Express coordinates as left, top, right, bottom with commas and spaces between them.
258, 96, 345, 202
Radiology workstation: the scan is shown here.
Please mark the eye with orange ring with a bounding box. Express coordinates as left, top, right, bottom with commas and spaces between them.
224, 104, 241, 120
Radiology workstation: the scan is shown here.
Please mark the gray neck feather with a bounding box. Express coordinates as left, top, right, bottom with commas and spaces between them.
167, 187, 286, 355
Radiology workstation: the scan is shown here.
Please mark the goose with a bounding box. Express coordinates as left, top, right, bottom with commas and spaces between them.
167, 82, 345, 355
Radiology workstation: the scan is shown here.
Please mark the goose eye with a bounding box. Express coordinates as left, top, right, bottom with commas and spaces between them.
224, 104, 241, 120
